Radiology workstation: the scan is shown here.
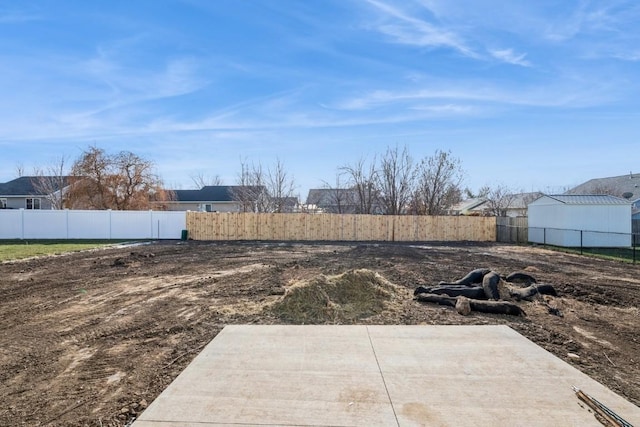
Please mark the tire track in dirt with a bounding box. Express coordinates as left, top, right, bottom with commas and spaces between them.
1, 241, 638, 425
1, 247, 291, 425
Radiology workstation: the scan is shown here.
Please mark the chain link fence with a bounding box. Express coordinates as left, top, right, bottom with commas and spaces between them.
496, 217, 639, 263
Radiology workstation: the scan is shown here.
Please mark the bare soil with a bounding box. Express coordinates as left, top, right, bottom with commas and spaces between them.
1, 241, 638, 426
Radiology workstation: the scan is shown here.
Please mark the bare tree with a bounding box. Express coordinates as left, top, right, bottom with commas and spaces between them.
339, 156, 379, 214
190, 172, 223, 189
232, 158, 297, 213
320, 172, 355, 214
232, 159, 268, 212
234, 159, 252, 212
31, 156, 69, 210
67, 146, 171, 210
412, 150, 464, 215
266, 158, 297, 213
484, 185, 519, 217
564, 182, 622, 197
586, 183, 621, 197
15, 163, 25, 178
464, 185, 490, 200
521, 192, 542, 209
376, 145, 416, 215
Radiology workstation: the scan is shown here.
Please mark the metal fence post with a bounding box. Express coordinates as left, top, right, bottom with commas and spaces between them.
580, 230, 583, 254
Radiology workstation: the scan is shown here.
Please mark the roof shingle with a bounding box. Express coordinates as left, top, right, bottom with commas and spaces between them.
0, 176, 71, 196
566, 173, 640, 200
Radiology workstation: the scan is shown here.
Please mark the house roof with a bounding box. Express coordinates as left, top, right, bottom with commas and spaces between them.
536, 194, 631, 205
306, 188, 358, 205
0, 176, 71, 196
274, 196, 299, 207
450, 192, 543, 214
173, 186, 264, 202
449, 198, 487, 213
510, 192, 543, 209
566, 172, 640, 200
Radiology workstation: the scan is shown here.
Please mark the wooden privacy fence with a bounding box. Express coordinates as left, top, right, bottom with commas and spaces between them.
496, 217, 529, 243
186, 212, 496, 242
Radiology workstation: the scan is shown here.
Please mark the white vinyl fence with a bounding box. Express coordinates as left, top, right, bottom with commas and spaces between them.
0, 209, 186, 240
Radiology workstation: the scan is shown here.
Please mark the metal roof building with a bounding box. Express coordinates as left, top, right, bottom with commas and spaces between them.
528, 194, 632, 247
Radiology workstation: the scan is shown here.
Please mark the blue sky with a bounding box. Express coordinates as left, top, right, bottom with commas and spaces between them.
1, 0, 639, 199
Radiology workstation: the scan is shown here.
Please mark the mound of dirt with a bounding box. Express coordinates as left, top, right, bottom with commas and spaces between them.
269, 269, 405, 323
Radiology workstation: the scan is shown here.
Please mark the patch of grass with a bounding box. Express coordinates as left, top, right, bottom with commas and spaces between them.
542, 245, 639, 264
0, 240, 131, 261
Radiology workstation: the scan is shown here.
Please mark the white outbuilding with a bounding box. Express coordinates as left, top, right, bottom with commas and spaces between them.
528, 195, 632, 247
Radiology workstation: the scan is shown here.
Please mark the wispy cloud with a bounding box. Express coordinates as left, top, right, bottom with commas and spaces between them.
147, 109, 470, 134
543, 1, 640, 44
336, 87, 501, 110
0, 47, 210, 144
0, 9, 42, 24
488, 48, 531, 67
84, 35, 210, 102
543, 7, 587, 42
0, 66, 621, 144
334, 77, 617, 111
363, 0, 477, 58
62, 54, 209, 120
611, 51, 640, 61
398, 1, 640, 68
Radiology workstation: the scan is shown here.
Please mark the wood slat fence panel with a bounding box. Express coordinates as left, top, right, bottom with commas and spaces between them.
496, 217, 528, 243
186, 213, 496, 242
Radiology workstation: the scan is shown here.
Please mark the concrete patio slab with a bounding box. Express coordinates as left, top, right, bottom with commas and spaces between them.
133, 325, 640, 426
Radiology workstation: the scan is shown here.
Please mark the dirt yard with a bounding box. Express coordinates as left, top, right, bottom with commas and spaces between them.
1, 241, 638, 426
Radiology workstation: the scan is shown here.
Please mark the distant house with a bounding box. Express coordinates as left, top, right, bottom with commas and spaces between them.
448, 198, 488, 216
449, 192, 542, 217
566, 172, 640, 201
164, 185, 268, 212
528, 194, 632, 247
0, 176, 71, 210
505, 192, 543, 217
306, 188, 359, 214
271, 196, 301, 213
306, 188, 383, 214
